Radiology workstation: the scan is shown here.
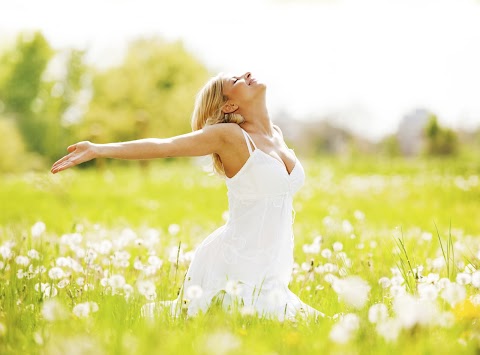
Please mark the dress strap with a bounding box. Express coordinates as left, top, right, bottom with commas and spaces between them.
241, 128, 257, 155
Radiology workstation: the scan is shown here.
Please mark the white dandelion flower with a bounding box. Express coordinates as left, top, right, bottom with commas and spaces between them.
333, 242, 343, 252
342, 220, 353, 234
368, 303, 389, 324
389, 285, 406, 298
76, 277, 85, 286
393, 294, 439, 328
418, 283, 438, 301
426, 273, 440, 283
148, 255, 163, 268
456, 272, 471, 285
48, 267, 65, 280
0, 244, 13, 259
437, 277, 451, 290
390, 275, 404, 286
353, 210, 365, 221
43, 285, 58, 298
464, 264, 476, 273
72, 303, 90, 318
15, 256, 30, 266
376, 318, 402, 342
321, 248, 332, 259
329, 313, 360, 344
324, 263, 338, 273
471, 271, 480, 288
108, 274, 126, 290
31, 221, 46, 238
168, 224, 180, 236
41, 299, 68, 321
27, 249, 40, 260
441, 283, 466, 306
378, 277, 391, 289
124, 284, 134, 299
57, 279, 70, 289
332, 276, 370, 309
324, 274, 338, 284
137, 280, 156, 300
225, 280, 243, 296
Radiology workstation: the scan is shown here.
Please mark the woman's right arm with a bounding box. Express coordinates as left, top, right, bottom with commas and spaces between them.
50, 124, 234, 174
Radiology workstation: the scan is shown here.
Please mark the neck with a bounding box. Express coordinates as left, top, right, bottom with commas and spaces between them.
238, 102, 274, 136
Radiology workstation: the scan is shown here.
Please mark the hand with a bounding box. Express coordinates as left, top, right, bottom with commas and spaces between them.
51, 141, 97, 174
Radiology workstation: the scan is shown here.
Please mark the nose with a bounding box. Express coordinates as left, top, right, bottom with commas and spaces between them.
243, 72, 251, 80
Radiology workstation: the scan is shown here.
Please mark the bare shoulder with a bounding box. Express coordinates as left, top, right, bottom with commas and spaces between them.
272, 124, 284, 138
202, 122, 241, 138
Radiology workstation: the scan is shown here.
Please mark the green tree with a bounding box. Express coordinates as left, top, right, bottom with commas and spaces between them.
0, 32, 53, 153
424, 114, 458, 156
78, 38, 210, 144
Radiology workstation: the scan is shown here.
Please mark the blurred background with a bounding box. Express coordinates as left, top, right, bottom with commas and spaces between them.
1, 0, 479, 172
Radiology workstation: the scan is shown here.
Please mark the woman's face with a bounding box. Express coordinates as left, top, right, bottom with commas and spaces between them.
222, 72, 265, 105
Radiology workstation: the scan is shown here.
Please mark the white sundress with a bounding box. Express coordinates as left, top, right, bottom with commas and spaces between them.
144, 128, 323, 321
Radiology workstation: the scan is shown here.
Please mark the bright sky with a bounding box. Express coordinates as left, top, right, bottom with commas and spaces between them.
1, 0, 480, 140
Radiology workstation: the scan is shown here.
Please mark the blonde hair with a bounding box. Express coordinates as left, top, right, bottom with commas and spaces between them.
191, 73, 244, 175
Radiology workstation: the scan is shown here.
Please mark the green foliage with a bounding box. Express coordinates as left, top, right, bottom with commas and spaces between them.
0, 33, 209, 171
77, 38, 210, 144
424, 114, 458, 156
0, 118, 31, 172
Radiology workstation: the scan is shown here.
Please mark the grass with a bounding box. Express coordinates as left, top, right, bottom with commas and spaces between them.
1, 155, 480, 354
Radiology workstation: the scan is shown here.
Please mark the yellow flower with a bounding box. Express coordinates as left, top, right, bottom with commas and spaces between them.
453, 300, 480, 320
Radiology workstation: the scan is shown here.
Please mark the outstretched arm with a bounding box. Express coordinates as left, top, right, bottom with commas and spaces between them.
50, 124, 229, 174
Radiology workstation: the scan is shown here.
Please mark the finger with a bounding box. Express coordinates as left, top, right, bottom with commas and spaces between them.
51, 159, 74, 174
67, 144, 77, 153
52, 152, 76, 168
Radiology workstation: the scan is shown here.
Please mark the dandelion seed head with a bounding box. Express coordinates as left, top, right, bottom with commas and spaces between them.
376, 318, 402, 342
471, 271, 480, 288
108, 274, 126, 289
353, 210, 365, 221
456, 273, 471, 285
43, 285, 58, 298
168, 224, 180, 236
57, 279, 70, 289
329, 313, 360, 344
333, 242, 343, 252
378, 277, 391, 288
418, 283, 438, 301
31, 221, 46, 238
321, 248, 332, 259
332, 276, 370, 309
368, 303, 388, 323
225, 280, 243, 296
27, 249, 40, 260
342, 220, 353, 234
0, 245, 13, 259
48, 267, 65, 280
41, 299, 68, 321
389, 285, 406, 298
441, 283, 466, 306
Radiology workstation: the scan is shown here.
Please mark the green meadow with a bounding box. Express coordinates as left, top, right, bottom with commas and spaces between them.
1, 156, 479, 354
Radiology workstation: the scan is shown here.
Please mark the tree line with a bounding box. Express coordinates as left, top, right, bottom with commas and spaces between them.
0, 32, 209, 172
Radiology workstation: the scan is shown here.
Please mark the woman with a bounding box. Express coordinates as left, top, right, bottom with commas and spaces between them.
51, 72, 323, 321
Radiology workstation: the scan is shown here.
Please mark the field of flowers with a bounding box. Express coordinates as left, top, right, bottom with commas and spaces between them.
1, 156, 479, 354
